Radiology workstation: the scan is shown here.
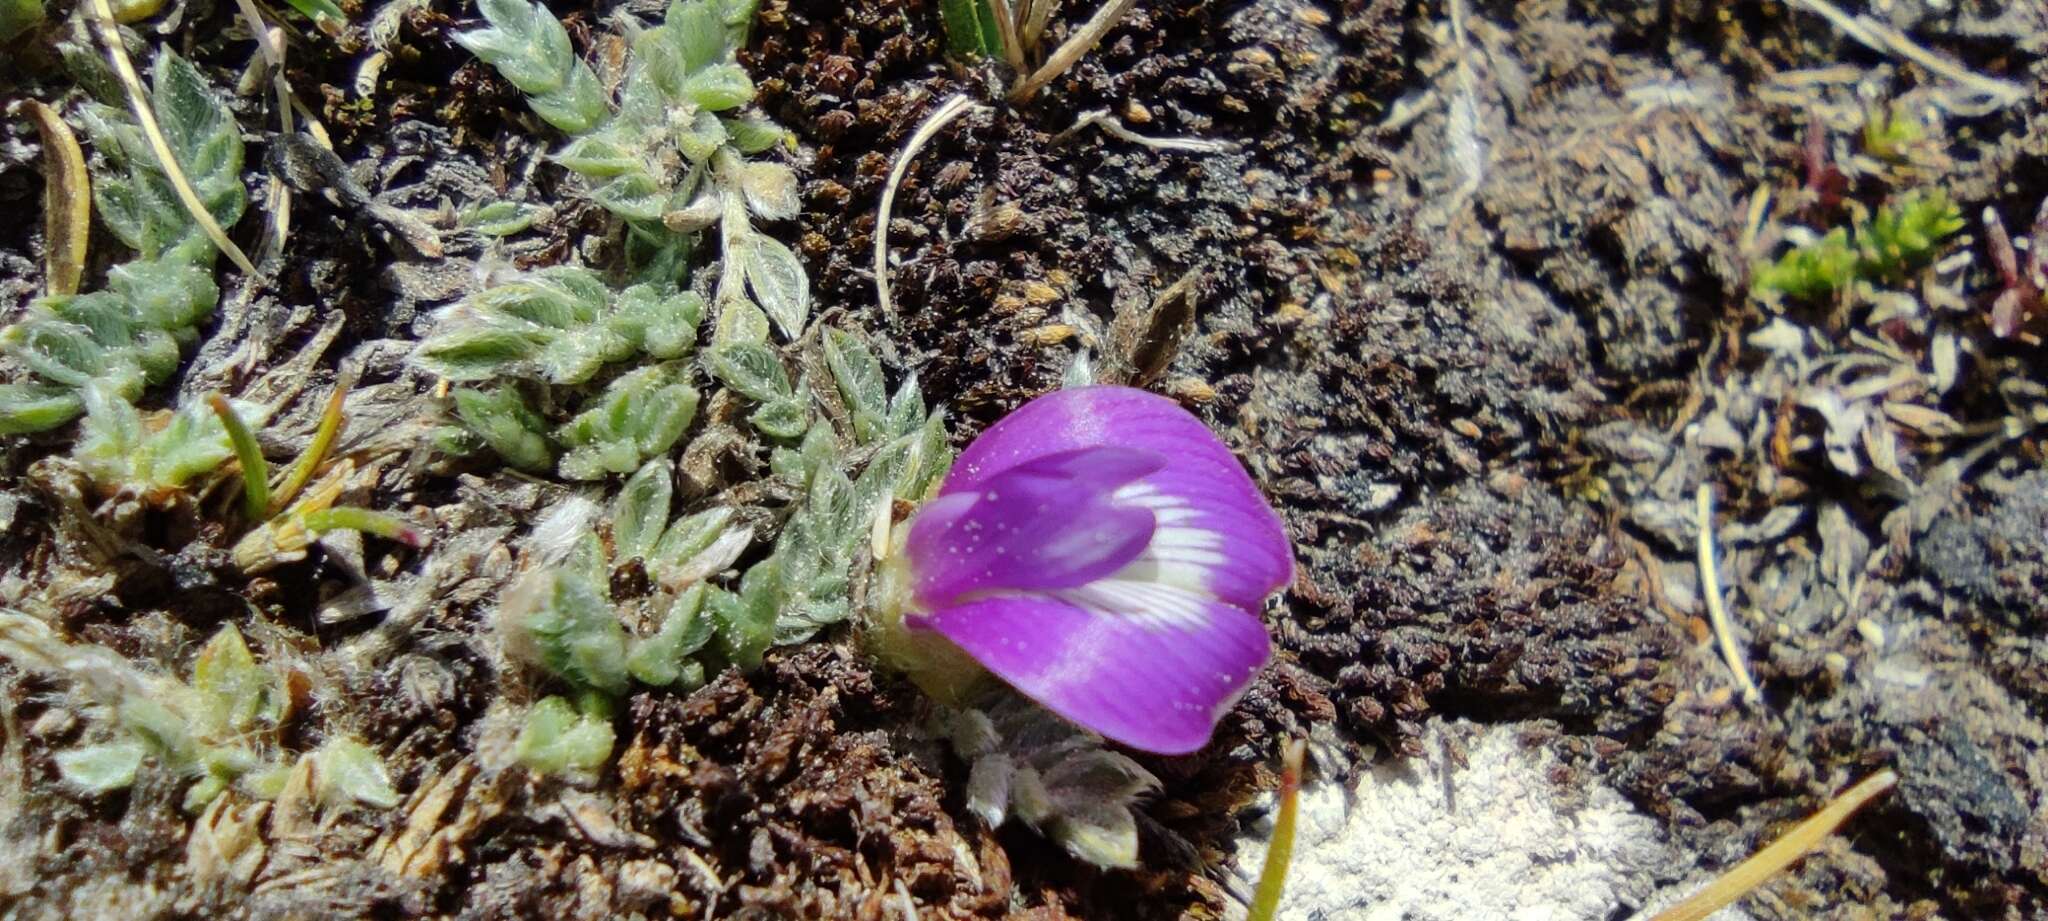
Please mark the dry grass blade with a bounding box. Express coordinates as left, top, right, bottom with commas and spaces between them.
1697, 484, 1764, 707
229, 0, 297, 267
1650, 769, 1898, 921
21, 101, 91, 296
86, 0, 257, 275
874, 93, 986, 315
1784, 0, 2025, 110
1019, 0, 1059, 53
988, 0, 1027, 75
1008, 0, 1137, 103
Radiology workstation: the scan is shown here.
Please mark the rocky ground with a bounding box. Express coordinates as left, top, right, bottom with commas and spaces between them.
1, 0, 2045, 917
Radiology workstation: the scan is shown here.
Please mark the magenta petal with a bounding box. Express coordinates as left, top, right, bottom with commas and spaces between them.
906, 446, 1163, 607
915, 592, 1272, 754
941, 386, 1292, 606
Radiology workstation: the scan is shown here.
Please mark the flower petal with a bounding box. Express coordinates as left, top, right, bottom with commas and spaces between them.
911, 590, 1271, 754
941, 386, 1291, 607
906, 446, 1163, 607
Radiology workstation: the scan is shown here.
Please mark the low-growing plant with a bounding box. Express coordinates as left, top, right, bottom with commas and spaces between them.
0, 614, 398, 812
0, 49, 243, 433
936, 690, 1161, 869
499, 332, 950, 774
457, 0, 804, 326
1753, 189, 1963, 299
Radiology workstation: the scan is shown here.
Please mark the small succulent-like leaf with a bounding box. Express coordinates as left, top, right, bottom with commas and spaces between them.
650, 506, 733, 573
556, 366, 700, 480
311, 737, 401, 809
191, 622, 271, 735
590, 173, 670, 223
457, 0, 573, 97
55, 740, 148, 794
625, 584, 712, 686
555, 134, 644, 178
676, 110, 729, 164
711, 295, 772, 346
528, 62, 609, 134
523, 568, 632, 696
417, 322, 551, 380
704, 341, 790, 401
0, 383, 82, 434
736, 161, 798, 221
183, 772, 232, 812
823, 328, 887, 443
538, 326, 636, 384
453, 387, 556, 473
709, 556, 779, 671
610, 286, 703, 359
737, 233, 810, 340
144, 398, 243, 489
724, 116, 789, 154
611, 459, 674, 564
463, 200, 545, 236
514, 695, 616, 775
680, 63, 755, 111
750, 395, 809, 440
886, 372, 926, 438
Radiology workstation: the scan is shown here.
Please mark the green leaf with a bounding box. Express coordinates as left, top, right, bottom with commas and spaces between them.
525, 568, 632, 695
311, 737, 401, 809
556, 366, 700, 480
457, 0, 573, 97
0, 0, 45, 44
277, 0, 344, 22
703, 341, 790, 401
666, 0, 728, 74
711, 295, 772, 346
591, 173, 670, 223
143, 399, 242, 489
735, 160, 798, 221
416, 322, 551, 380
939, 0, 1003, 60
611, 459, 674, 564
55, 741, 148, 794
649, 506, 734, 577
108, 258, 218, 331
724, 116, 788, 154
453, 387, 557, 472
709, 556, 778, 671
610, 286, 703, 359
191, 623, 272, 736
183, 772, 232, 812
514, 695, 616, 775
737, 233, 810, 340
529, 62, 609, 134
463, 200, 545, 236
886, 372, 925, 439
537, 326, 636, 384
555, 134, 644, 178
0, 383, 82, 434
626, 584, 711, 685
823, 328, 887, 443
750, 395, 809, 440
676, 110, 729, 164
680, 63, 755, 111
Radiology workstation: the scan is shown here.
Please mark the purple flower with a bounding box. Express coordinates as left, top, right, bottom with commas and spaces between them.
897, 385, 1292, 754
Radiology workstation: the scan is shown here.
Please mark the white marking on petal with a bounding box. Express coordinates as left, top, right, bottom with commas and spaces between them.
1050, 578, 1216, 631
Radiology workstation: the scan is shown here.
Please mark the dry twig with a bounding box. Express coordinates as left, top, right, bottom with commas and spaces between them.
874, 93, 986, 315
